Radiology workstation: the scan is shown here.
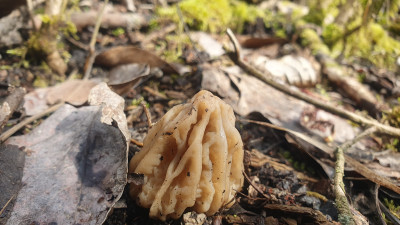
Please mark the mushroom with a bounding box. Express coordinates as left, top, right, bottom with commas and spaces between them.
129, 90, 244, 220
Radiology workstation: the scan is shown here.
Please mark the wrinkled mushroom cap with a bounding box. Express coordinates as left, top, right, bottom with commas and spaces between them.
129, 90, 244, 220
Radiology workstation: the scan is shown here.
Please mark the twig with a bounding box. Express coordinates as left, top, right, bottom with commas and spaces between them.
141, 102, 152, 128
65, 36, 89, 51
334, 126, 377, 225
0, 193, 16, 216
143, 86, 168, 99
242, 171, 271, 199
0, 102, 64, 143
83, 0, 109, 80
130, 138, 143, 147
226, 28, 400, 137
26, 0, 38, 31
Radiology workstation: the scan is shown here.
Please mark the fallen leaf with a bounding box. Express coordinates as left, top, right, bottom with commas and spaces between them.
107, 63, 150, 95
249, 55, 318, 87
95, 46, 178, 74
47, 79, 98, 105
238, 36, 286, 49
24, 80, 99, 115
0, 144, 24, 224
191, 32, 225, 58
3, 83, 129, 224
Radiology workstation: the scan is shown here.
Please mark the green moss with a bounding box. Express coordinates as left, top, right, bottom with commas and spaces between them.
345, 22, 400, 70
322, 23, 344, 48
161, 34, 190, 62
33, 75, 49, 88
231, 1, 263, 33
384, 198, 400, 219
131, 97, 145, 106
111, 27, 125, 37
155, 0, 263, 33
300, 28, 331, 55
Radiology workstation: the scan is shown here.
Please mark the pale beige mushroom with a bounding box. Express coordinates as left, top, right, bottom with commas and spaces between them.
129, 90, 244, 220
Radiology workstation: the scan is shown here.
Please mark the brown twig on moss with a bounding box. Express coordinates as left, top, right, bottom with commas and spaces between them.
225, 28, 400, 137
83, 0, 109, 80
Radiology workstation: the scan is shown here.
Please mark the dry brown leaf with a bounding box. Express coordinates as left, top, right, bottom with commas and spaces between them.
107, 63, 150, 95
95, 46, 178, 74
46, 79, 98, 105
238, 36, 287, 49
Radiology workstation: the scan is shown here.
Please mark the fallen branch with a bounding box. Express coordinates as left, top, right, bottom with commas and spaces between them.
226, 28, 400, 137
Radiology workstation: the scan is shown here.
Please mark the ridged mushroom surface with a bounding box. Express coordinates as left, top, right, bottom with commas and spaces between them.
129, 90, 244, 220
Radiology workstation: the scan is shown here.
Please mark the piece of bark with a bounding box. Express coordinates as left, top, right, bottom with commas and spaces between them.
0, 87, 25, 132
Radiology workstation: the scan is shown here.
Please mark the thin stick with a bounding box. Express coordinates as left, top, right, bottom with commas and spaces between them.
26, 0, 38, 31
334, 126, 377, 225
0, 102, 64, 143
143, 86, 168, 99
226, 28, 400, 137
141, 102, 152, 128
0, 193, 16, 216
130, 138, 143, 147
242, 171, 270, 199
83, 0, 109, 80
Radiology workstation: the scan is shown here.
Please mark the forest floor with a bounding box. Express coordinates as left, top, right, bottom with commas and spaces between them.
1, 1, 400, 225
